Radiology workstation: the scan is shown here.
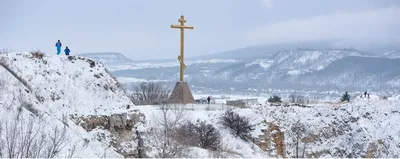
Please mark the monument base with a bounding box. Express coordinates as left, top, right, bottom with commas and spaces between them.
168, 82, 195, 104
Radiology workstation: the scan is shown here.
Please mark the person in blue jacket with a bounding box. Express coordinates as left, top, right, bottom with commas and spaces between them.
64, 46, 71, 55
55, 40, 62, 55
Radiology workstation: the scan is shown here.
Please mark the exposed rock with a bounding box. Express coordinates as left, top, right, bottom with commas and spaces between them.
70, 111, 146, 157
254, 121, 285, 158
270, 123, 285, 158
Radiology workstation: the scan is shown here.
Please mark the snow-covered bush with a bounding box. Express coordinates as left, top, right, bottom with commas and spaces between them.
176, 120, 222, 150
268, 95, 282, 103
220, 109, 253, 141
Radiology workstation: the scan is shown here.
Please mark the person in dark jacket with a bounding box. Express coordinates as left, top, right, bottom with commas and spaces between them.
364, 91, 367, 98
64, 46, 71, 55
207, 96, 211, 105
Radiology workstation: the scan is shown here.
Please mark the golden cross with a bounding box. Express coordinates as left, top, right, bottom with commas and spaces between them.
171, 15, 194, 82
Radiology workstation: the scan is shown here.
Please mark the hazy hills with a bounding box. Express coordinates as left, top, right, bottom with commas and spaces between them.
79, 43, 400, 93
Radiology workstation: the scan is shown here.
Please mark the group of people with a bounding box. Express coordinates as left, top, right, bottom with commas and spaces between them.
55, 40, 70, 55
362, 91, 370, 98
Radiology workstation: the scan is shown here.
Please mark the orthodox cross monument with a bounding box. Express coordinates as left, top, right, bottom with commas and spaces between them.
168, 15, 195, 104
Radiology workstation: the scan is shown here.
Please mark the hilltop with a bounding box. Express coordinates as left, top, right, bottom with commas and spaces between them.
0, 52, 138, 157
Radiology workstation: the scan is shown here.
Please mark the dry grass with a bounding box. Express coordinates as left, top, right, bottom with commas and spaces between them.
30, 50, 45, 59
0, 48, 12, 54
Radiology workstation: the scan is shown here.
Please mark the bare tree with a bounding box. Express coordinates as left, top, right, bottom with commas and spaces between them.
146, 104, 189, 158
132, 82, 170, 105
291, 121, 306, 158
289, 94, 309, 104
45, 124, 68, 158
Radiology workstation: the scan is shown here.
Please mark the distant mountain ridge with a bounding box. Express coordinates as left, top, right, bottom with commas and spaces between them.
79, 52, 134, 64
78, 46, 400, 92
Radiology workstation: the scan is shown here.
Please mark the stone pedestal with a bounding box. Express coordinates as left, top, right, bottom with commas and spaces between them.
168, 82, 194, 104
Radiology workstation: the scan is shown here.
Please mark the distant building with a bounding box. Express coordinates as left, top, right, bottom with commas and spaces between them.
226, 98, 258, 108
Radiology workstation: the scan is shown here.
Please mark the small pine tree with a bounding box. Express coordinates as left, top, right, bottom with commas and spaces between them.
341, 92, 350, 102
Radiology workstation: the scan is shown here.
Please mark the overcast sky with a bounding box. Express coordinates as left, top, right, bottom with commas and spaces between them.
0, 0, 399, 60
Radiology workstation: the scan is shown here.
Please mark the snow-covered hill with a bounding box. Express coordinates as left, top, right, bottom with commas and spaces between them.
0, 52, 269, 158
111, 48, 400, 92
0, 52, 138, 157
214, 48, 362, 81
298, 56, 400, 90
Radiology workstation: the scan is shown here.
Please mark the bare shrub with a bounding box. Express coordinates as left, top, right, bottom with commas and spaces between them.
0, 49, 12, 54
220, 109, 253, 141
132, 82, 170, 105
30, 50, 45, 59
289, 94, 309, 104
268, 95, 282, 103
144, 104, 189, 158
86, 59, 96, 68
0, 111, 71, 158
175, 120, 222, 150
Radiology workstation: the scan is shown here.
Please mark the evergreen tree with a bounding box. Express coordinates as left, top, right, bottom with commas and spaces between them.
341, 92, 350, 102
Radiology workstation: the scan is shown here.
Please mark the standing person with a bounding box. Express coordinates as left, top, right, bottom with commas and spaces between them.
55, 40, 62, 55
207, 96, 211, 105
64, 46, 70, 56
364, 91, 367, 98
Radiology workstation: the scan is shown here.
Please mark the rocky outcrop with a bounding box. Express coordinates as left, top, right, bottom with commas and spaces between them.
70, 110, 146, 157
71, 110, 144, 133
269, 123, 285, 158
254, 121, 285, 158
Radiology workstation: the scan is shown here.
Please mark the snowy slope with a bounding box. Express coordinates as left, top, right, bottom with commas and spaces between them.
135, 105, 269, 158
133, 93, 400, 158
0, 52, 137, 157
257, 95, 400, 157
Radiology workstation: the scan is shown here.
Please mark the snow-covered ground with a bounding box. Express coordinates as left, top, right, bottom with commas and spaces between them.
133, 93, 400, 157
2, 52, 400, 158
135, 104, 269, 158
